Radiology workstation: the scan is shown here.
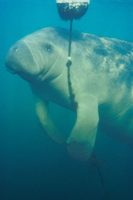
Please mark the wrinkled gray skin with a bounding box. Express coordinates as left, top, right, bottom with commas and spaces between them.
6, 27, 133, 161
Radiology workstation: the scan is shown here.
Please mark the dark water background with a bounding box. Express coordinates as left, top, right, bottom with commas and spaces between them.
0, 0, 133, 199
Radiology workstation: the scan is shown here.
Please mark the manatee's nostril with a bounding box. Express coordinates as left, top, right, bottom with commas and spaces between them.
15, 48, 18, 52
6, 40, 38, 76
13, 46, 19, 53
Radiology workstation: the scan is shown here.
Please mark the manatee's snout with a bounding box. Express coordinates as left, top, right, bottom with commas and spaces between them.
5, 40, 36, 77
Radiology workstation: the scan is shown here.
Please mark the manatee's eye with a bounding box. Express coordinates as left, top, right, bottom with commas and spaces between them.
43, 43, 53, 53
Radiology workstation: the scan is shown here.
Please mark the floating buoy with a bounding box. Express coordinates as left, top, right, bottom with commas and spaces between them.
56, 0, 90, 66
56, 0, 90, 20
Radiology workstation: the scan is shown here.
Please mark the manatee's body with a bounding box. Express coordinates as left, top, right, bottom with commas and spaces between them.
6, 27, 133, 160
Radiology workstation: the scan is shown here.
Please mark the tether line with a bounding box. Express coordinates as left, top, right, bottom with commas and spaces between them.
67, 19, 73, 67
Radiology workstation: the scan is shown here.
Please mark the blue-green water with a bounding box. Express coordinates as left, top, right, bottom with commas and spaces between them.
0, 0, 133, 200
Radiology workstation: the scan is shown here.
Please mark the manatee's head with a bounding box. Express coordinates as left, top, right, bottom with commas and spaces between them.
5, 27, 70, 82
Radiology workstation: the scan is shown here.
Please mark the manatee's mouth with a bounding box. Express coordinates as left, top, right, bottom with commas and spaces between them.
5, 63, 16, 74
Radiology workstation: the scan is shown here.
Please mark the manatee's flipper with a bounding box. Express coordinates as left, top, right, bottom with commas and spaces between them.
35, 98, 65, 143
67, 94, 99, 161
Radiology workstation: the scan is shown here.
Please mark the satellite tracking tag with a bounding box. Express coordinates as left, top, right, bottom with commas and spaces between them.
56, 0, 90, 66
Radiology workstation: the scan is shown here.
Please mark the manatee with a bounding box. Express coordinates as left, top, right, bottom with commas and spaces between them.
5, 27, 133, 161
